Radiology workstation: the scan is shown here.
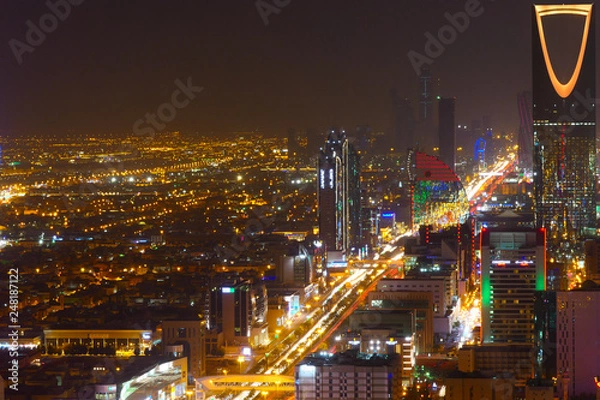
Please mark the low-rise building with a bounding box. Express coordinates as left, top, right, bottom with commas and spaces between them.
43, 329, 153, 355
162, 318, 206, 381
367, 290, 433, 353
442, 372, 513, 400
458, 344, 534, 384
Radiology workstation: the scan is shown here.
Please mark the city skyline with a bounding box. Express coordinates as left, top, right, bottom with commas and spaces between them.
0, 0, 561, 137
2, 2, 600, 399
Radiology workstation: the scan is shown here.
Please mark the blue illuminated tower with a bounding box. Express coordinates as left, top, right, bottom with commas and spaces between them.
474, 137, 486, 170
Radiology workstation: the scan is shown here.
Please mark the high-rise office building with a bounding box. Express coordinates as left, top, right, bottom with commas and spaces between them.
556, 282, 600, 397
419, 65, 433, 122
438, 97, 456, 171
277, 241, 314, 285
317, 129, 361, 254
533, 291, 556, 380
480, 227, 546, 344
206, 276, 268, 347
532, 4, 596, 238
517, 91, 534, 170
390, 89, 416, 152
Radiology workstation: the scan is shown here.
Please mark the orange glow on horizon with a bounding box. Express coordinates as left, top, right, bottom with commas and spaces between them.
534, 4, 593, 98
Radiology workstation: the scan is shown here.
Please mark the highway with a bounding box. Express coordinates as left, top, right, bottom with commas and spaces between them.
465, 157, 515, 202
219, 157, 515, 400
229, 263, 391, 400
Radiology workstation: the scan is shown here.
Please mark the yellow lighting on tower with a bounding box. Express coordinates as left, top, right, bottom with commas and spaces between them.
534, 4, 593, 98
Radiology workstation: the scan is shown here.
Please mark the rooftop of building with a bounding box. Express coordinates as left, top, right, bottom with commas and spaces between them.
460, 343, 533, 352
297, 349, 398, 367
2, 354, 185, 396
445, 369, 499, 379
476, 210, 535, 222
481, 225, 540, 232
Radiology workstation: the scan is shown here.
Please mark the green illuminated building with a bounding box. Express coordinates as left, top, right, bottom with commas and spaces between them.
480, 227, 546, 344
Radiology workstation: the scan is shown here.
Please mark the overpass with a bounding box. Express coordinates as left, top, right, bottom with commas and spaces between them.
196, 374, 294, 393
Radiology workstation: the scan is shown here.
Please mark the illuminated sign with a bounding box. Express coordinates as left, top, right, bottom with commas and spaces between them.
222, 287, 235, 293
381, 213, 395, 218
320, 169, 325, 189
328, 261, 348, 268
329, 169, 334, 189
298, 365, 316, 378
95, 385, 117, 393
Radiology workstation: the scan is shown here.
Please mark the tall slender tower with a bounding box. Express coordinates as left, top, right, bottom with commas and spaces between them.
419, 65, 433, 122
532, 4, 596, 239
390, 89, 416, 152
318, 129, 361, 254
517, 91, 533, 170
438, 97, 456, 171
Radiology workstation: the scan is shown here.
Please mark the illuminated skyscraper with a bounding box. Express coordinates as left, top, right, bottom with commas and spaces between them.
532, 4, 596, 238
318, 129, 361, 254
480, 227, 546, 344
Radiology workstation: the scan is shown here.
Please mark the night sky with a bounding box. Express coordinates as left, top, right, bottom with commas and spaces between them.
0, 0, 583, 137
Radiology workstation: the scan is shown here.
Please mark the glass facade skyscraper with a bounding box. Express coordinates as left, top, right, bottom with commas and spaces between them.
318, 129, 361, 253
532, 4, 596, 239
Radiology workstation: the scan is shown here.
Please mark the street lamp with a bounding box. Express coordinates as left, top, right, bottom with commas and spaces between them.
237, 356, 245, 374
